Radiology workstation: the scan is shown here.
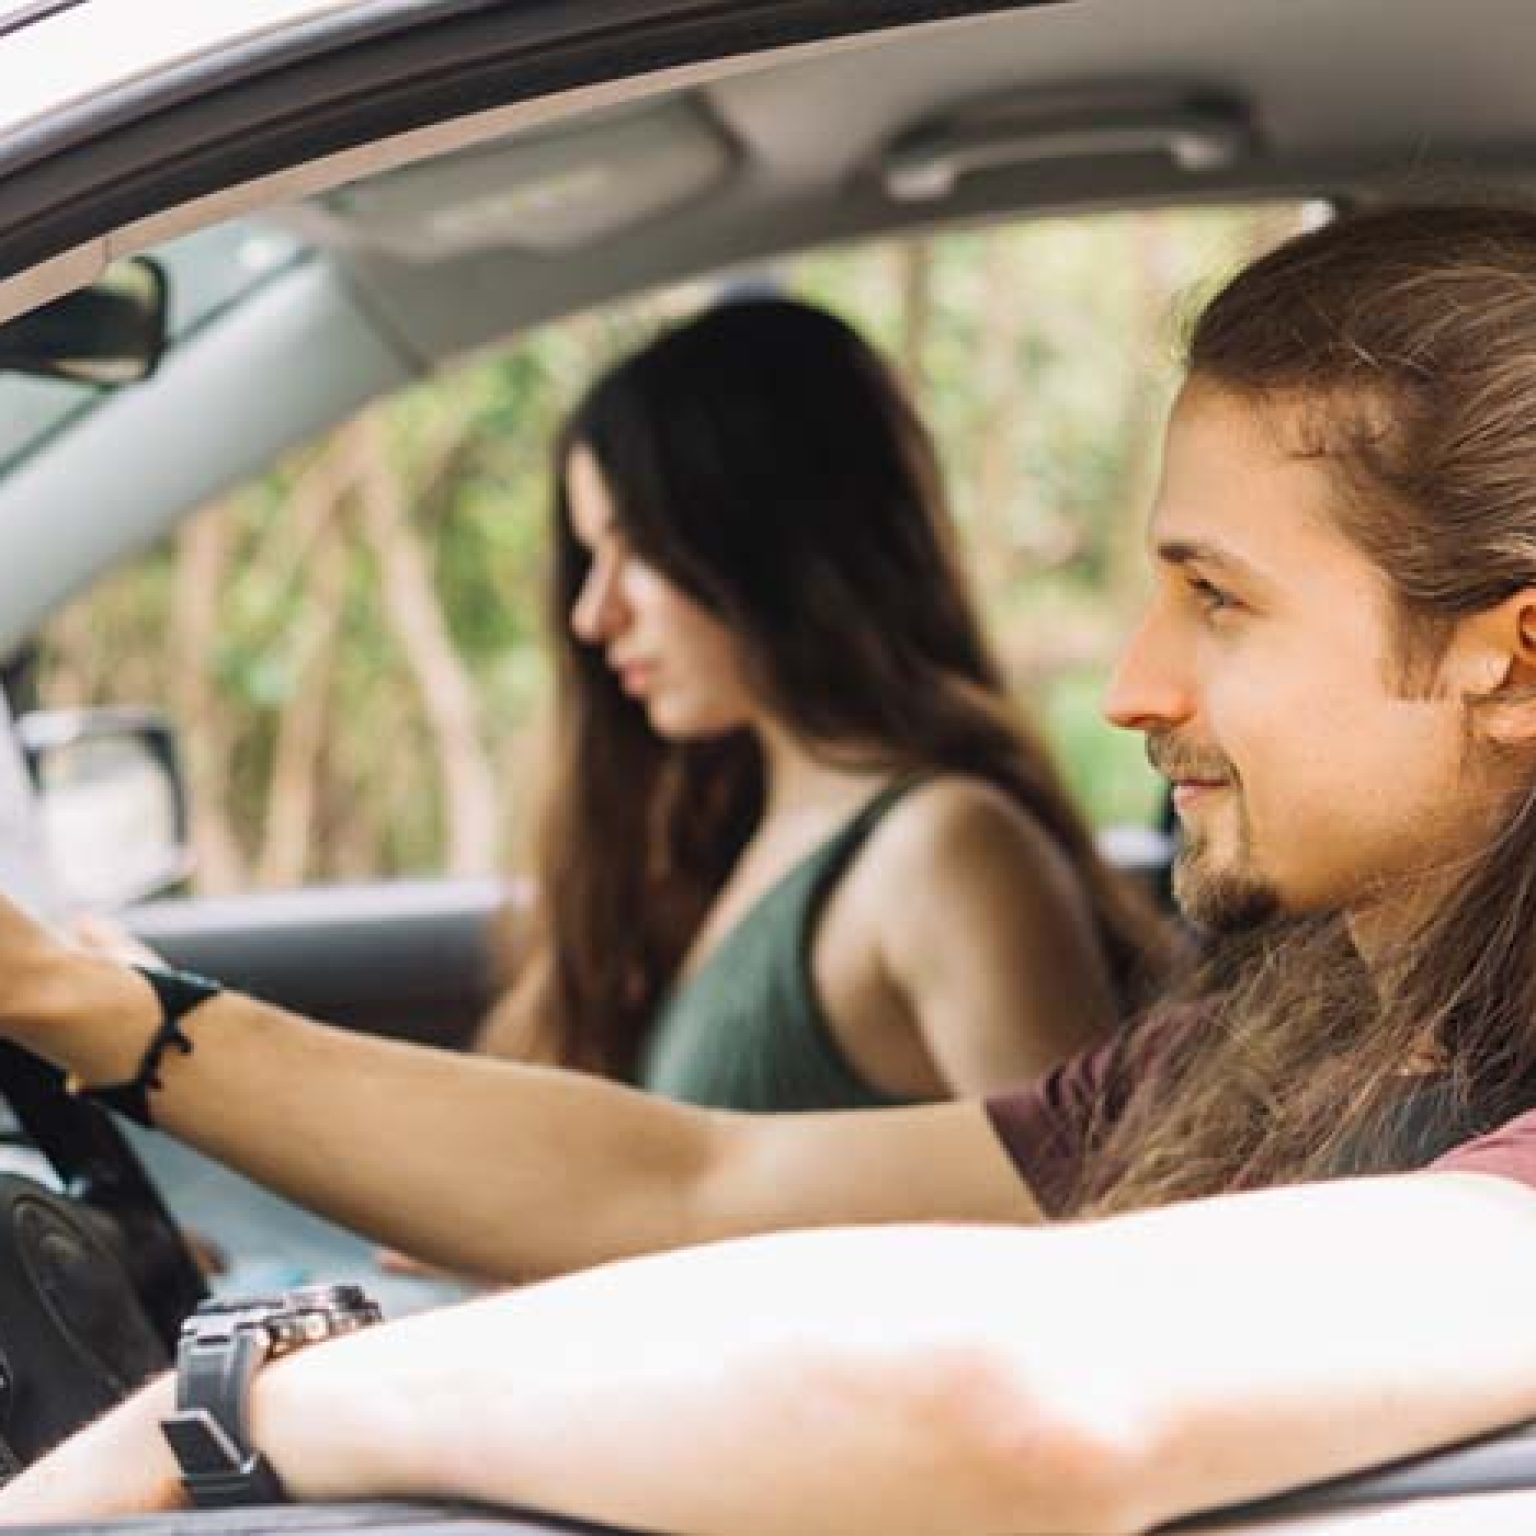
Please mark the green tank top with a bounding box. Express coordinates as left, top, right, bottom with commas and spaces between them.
637, 779, 926, 1112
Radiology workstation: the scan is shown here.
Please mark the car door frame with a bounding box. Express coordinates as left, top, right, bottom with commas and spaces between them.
0, 0, 1047, 313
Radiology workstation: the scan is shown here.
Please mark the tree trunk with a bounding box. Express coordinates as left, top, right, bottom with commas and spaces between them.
37, 600, 94, 710
972, 229, 1031, 589
345, 412, 501, 877
894, 238, 934, 393
253, 445, 355, 888
169, 507, 247, 893
1105, 212, 1182, 614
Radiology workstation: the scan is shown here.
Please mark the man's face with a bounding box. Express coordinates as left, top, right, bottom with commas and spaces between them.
1105, 381, 1506, 932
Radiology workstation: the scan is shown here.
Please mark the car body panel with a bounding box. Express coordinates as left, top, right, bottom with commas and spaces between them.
29, 1485, 1536, 1534
0, 0, 366, 137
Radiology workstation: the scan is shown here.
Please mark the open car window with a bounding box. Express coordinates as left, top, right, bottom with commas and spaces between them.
24, 200, 1315, 898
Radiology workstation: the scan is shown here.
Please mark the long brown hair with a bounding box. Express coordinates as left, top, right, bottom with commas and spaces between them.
1082, 203, 1536, 1215
503, 296, 1168, 1074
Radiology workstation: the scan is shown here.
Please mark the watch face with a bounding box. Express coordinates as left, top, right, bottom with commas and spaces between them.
184, 1284, 382, 1355
286, 1283, 375, 1316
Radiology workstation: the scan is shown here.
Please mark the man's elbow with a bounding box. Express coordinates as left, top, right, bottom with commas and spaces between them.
882, 1341, 1163, 1536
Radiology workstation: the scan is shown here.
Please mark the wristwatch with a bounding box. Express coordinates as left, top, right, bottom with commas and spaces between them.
160, 1283, 382, 1508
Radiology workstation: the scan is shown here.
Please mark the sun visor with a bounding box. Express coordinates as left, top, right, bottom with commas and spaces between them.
310, 97, 737, 262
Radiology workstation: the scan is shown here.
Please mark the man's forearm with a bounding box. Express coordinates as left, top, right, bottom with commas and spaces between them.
248, 1226, 1115, 1536
0, 1230, 1075, 1534
237, 1177, 1536, 1535
13, 1180, 1536, 1536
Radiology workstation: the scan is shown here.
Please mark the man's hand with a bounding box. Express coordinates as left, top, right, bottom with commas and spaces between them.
0, 890, 84, 1030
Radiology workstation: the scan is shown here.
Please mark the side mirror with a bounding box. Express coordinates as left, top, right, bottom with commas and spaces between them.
0, 257, 168, 386
17, 709, 192, 909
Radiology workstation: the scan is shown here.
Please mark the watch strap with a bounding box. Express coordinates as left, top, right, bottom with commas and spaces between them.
160, 1411, 286, 1507
165, 1313, 286, 1507
162, 1286, 379, 1508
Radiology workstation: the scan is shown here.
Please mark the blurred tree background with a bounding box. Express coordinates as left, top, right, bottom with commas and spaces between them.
33, 203, 1308, 893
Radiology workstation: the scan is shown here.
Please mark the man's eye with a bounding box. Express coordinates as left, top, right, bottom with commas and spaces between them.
1188, 574, 1235, 615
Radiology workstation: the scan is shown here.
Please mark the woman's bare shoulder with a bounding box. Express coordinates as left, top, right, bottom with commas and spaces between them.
853, 774, 1086, 926
852, 775, 1117, 1077
870, 775, 1068, 873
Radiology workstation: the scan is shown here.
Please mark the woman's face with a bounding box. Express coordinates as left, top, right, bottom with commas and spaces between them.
565, 445, 759, 740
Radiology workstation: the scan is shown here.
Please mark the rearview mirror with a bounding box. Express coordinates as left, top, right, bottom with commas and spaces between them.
0, 257, 168, 386
17, 709, 192, 909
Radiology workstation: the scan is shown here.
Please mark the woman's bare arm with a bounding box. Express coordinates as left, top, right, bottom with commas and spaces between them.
878, 780, 1123, 1094
1, 914, 1034, 1278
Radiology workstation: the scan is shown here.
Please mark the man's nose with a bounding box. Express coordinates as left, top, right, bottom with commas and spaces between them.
569, 556, 629, 644
1103, 608, 1195, 731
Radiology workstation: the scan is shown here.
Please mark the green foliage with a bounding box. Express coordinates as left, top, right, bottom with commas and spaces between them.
1031, 668, 1162, 828
35, 203, 1305, 888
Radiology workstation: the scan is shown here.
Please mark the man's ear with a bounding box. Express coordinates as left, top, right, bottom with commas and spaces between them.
1457, 588, 1536, 744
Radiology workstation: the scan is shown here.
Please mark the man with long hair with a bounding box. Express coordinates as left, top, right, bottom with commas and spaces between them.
10, 203, 1536, 1530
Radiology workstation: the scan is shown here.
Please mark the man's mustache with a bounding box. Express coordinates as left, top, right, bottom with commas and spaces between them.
1145, 731, 1235, 783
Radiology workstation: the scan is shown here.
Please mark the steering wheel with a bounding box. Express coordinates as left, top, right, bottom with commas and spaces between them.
0, 1039, 206, 1350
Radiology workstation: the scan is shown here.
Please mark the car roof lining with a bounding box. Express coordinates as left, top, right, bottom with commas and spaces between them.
0, 18, 897, 328
283, 0, 1536, 361
10, 0, 1536, 320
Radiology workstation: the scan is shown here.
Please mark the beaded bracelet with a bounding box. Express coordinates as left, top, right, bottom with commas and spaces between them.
69, 963, 223, 1127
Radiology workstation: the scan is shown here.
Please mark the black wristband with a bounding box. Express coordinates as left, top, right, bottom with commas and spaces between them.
74, 963, 222, 1127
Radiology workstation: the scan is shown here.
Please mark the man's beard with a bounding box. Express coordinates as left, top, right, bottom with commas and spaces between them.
1147, 728, 1283, 934
1172, 810, 1282, 934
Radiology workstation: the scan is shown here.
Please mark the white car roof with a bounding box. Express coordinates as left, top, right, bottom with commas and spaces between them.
0, 1, 364, 139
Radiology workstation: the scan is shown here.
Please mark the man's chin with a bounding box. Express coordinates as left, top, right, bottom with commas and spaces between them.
1172, 852, 1283, 934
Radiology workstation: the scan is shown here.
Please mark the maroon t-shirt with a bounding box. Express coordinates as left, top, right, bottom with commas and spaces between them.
986, 1004, 1536, 1216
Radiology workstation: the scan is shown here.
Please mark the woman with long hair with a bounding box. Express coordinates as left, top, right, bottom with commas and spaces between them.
478, 296, 1169, 1108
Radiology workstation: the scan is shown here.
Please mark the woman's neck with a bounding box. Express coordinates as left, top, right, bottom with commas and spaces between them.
754, 717, 896, 822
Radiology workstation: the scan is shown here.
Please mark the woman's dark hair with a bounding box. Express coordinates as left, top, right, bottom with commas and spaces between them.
1081, 203, 1536, 1214
503, 296, 1168, 1074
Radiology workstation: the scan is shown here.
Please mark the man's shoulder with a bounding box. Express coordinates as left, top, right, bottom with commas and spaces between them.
987, 998, 1211, 1109
1430, 1104, 1536, 1193
983, 1001, 1212, 1214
